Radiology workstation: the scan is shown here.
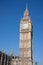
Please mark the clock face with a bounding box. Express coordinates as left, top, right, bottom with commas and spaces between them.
22, 24, 28, 29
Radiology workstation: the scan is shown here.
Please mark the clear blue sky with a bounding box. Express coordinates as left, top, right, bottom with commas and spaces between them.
0, 0, 43, 65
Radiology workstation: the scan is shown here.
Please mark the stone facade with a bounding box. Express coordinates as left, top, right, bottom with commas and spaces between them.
12, 6, 33, 65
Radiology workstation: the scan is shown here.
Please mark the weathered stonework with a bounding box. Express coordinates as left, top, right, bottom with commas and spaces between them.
12, 6, 33, 65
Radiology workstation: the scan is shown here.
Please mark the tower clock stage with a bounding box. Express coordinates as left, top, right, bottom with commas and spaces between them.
12, 6, 33, 65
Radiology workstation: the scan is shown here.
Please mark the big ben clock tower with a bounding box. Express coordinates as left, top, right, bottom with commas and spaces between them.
19, 6, 33, 65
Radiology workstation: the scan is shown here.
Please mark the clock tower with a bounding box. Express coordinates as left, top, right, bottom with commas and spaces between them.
19, 6, 33, 65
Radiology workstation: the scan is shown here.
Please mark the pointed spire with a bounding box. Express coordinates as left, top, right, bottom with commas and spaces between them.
24, 4, 29, 16
2, 48, 4, 53
26, 3, 28, 11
